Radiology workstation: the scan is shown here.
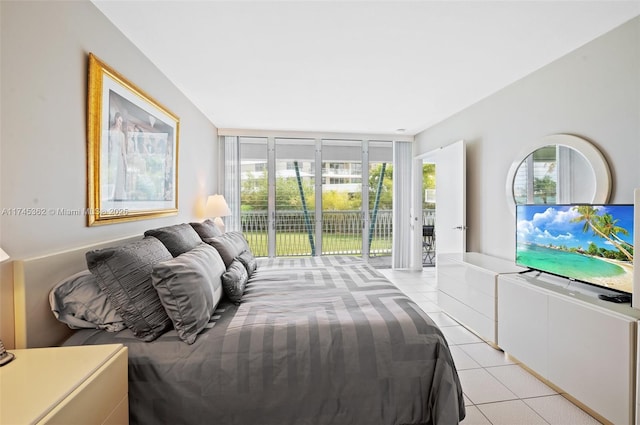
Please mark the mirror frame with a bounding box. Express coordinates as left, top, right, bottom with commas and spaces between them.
505, 134, 611, 214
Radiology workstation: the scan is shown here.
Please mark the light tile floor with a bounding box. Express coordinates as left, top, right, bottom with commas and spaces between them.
378, 267, 602, 425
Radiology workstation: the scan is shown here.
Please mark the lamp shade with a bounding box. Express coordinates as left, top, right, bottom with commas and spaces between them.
0, 248, 9, 263
205, 195, 231, 218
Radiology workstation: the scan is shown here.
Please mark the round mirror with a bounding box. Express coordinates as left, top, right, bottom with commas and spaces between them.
506, 134, 611, 214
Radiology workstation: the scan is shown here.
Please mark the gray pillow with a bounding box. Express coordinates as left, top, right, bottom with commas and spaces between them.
152, 244, 225, 344
144, 223, 203, 257
49, 270, 125, 332
205, 231, 250, 268
237, 250, 257, 277
86, 236, 173, 342
190, 219, 223, 240
221, 259, 248, 303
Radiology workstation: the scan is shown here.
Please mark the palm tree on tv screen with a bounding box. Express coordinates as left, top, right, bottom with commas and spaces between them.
597, 213, 633, 259
571, 205, 633, 262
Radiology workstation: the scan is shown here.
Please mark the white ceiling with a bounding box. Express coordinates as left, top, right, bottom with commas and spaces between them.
92, 1, 640, 136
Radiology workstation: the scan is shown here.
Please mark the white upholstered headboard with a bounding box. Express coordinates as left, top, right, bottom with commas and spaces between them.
13, 235, 140, 348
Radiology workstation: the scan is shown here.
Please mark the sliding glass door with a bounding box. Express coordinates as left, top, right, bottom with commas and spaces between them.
321, 140, 362, 256
367, 141, 393, 260
274, 138, 316, 257
237, 136, 393, 261
239, 137, 268, 256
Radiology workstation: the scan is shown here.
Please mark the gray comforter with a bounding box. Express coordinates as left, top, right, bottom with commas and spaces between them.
65, 256, 465, 424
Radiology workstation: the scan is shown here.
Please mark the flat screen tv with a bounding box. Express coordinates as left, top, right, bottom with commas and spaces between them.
516, 204, 634, 295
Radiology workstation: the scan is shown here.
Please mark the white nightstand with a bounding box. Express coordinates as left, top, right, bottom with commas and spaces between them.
0, 343, 128, 424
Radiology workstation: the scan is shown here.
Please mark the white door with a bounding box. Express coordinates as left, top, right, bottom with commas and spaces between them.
413, 140, 466, 266
435, 140, 466, 254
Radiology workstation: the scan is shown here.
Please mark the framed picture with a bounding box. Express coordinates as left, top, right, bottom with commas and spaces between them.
87, 53, 179, 226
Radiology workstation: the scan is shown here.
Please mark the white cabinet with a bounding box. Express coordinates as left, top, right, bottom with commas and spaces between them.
0, 344, 128, 424
499, 273, 639, 425
437, 252, 525, 344
637, 321, 640, 425
498, 279, 548, 375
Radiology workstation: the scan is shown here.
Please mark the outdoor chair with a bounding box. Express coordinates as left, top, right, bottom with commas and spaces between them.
422, 224, 435, 266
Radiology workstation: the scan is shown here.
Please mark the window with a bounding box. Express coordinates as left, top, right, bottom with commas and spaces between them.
235, 135, 394, 260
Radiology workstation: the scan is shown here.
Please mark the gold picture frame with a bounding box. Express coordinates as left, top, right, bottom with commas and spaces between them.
87, 53, 179, 226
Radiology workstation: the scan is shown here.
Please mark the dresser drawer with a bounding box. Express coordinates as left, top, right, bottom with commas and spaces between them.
438, 260, 497, 297
439, 291, 496, 342
438, 268, 496, 319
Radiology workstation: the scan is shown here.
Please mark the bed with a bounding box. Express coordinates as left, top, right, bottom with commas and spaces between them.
13, 222, 465, 425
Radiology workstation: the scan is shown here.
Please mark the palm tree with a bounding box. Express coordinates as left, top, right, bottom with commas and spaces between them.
597, 213, 633, 260
571, 205, 599, 233
571, 206, 633, 261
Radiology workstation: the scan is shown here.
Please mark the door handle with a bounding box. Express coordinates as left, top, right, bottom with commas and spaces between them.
453, 225, 468, 230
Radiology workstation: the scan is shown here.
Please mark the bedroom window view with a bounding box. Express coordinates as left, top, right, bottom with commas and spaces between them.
239, 137, 269, 255
365, 141, 394, 260
275, 138, 317, 257
239, 137, 393, 261
321, 139, 363, 256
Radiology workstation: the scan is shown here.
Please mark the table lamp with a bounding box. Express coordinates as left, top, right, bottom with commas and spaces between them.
205, 194, 231, 232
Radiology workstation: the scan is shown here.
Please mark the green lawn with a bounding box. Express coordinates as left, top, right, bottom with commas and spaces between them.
244, 231, 392, 257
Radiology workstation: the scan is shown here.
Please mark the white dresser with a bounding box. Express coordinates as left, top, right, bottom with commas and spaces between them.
437, 252, 526, 344
0, 343, 128, 424
637, 321, 640, 425
498, 272, 639, 425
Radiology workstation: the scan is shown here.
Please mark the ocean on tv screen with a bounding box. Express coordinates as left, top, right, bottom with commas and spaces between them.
516, 204, 634, 294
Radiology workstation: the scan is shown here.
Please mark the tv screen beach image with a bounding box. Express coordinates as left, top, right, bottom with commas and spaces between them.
516, 205, 634, 294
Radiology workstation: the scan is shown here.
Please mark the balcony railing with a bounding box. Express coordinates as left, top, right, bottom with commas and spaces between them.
240, 209, 435, 257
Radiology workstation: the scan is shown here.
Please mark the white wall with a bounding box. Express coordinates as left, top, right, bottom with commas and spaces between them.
415, 16, 640, 261
0, 0, 219, 345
